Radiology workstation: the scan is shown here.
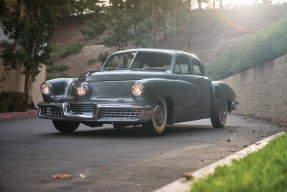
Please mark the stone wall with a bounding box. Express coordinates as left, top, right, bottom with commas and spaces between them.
222, 53, 287, 122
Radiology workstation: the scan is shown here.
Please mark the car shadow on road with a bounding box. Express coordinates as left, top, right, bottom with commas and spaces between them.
41, 124, 237, 139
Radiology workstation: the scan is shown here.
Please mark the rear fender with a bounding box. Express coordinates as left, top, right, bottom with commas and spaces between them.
211, 81, 236, 113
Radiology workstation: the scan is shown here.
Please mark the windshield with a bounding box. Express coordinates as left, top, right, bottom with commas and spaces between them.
103, 51, 172, 71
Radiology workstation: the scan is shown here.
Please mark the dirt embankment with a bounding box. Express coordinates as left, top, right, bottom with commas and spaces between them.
50, 4, 287, 77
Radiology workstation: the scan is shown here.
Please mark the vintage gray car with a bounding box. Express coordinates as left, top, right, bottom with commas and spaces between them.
38, 48, 237, 135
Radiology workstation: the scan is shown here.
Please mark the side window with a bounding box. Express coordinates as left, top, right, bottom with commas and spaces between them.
190, 58, 203, 76
174, 55, 191, 74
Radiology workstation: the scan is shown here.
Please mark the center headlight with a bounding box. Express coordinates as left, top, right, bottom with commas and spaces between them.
75, 83, 89, 97
132, 82, 144, 96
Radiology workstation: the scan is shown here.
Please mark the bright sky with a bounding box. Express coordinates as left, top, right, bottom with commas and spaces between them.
224, 0, 284, 6
192, 0, 286, 9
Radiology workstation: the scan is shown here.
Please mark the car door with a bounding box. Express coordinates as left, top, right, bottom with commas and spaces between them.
189, 56, 212, 115
172, 53, 211, 119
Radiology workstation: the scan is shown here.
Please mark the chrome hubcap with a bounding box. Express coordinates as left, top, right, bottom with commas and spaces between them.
154, 105, 164, 126
219, 103, 227, 122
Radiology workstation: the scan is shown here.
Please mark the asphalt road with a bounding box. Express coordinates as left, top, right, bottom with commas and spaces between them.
0, 114, 285, 192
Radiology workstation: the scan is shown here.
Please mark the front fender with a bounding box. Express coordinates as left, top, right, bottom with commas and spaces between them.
42, 78, 77, 101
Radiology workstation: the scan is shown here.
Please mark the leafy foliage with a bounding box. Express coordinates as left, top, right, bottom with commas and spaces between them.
86, 59, 97, 65
80, 0, 191, 49
52, 43, 83, 58
191, 133, 287, 192
207, 15, 287, 80
46, 73, 70, 80
47, 64, 70, 73
0, 91, 28, 112
97, 52, 109, 64
46, 64, 70, 80
0, 0, 56, 105
81, 21, 106, 40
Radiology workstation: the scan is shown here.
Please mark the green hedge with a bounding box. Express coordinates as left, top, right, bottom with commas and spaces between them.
51, 43, 83, 58
47, 64, 70, 73
0, 92, 29, 112
207, 15, 287, 80
46, 64, 71, 80
46, 72, 70, 80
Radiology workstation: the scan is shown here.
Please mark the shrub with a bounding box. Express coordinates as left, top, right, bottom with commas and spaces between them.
52, 43, 83, 58
86, 59, 96, 65
46, 64, 70, 73
98, 51, 109, 64
0, 92, 28, 112
46, 64, 70, 80
46, 73, 71, 80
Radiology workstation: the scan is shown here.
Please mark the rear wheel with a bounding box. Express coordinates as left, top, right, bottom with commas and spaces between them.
211, 101, 227, 128
145, 98, 168, 135
52, 120, 80, 134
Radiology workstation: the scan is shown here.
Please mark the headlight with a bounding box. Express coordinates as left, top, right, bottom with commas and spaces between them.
75, 83, 89, 97
132, 83, 144, 96
40, 82, 52, 95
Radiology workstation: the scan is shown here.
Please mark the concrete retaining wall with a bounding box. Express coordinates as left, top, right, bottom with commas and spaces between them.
0, 64, 46, 107
222, 53, 287, 121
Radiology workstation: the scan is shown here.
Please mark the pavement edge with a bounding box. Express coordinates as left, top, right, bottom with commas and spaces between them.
154, 131, 285, 192
0, 110, 37, 120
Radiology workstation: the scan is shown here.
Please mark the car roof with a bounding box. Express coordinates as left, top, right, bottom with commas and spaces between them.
113, 48, 199, 60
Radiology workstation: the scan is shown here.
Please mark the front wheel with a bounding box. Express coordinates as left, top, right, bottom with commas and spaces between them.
52, 120, 80, 134
144, 98, 168, 136
211, 101, 228, 128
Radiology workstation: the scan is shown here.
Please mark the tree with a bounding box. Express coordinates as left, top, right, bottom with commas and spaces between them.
81, 0, 132, 50
0, 0, 25, 95
197, 0, 203, 9
124, 0, 146, 48
103, 0, 132, 50
0, 0, 56, 105
161, 0, 190, 48
262, 0, 269, 6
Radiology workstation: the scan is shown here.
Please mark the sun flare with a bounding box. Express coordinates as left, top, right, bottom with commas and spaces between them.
192, 0, 285, 9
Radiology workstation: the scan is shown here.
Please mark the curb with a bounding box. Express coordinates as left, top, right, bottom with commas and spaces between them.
0, 110, 38, 120
154, 131, 285, 192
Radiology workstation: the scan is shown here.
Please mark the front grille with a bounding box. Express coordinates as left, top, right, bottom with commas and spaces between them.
39, 106, 63, 118
70, 103, 95, 113
100, 108, 140, 120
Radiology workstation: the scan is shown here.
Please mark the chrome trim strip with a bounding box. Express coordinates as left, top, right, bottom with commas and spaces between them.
38, 102, 154, 122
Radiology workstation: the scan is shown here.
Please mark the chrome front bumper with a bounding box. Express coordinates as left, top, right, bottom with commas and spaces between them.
38, 102, 154, 122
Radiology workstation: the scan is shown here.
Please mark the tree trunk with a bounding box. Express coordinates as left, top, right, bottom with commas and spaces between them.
197, 0, 202, 9
150, 0, 157, 47
133, 20, 138, 48
0, 69, 9, 96
24, 72, 34, 107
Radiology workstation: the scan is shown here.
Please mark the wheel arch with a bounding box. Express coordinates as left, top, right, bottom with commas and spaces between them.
164, 96, 174, 125
211, 81, 236, 114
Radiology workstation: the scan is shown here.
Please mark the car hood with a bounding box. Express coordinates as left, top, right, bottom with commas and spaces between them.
85, 70, 172, 82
